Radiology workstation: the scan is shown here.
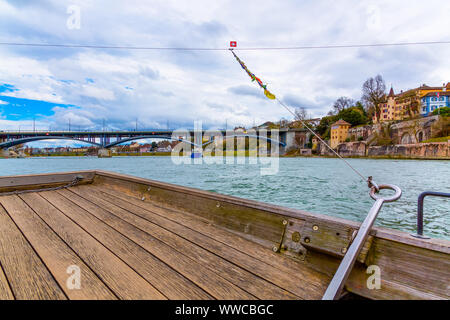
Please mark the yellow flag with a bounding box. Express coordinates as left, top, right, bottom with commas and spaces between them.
264, 89, 276, 100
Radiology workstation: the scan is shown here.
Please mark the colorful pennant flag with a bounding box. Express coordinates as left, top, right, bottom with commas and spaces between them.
230, 50, 276, 100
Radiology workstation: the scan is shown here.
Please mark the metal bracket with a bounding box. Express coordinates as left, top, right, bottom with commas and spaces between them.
280, 219, 307, 260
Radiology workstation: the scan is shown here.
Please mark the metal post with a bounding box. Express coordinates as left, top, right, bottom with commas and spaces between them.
322, 184, 402, 300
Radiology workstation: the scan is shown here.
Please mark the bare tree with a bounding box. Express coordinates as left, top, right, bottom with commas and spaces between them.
279, 118, 289, 128
331, 97, 354, 114
294, 107, 308, 120
361, 75, 386, 120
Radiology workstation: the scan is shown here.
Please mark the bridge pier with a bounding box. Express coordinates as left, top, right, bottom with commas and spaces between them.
97, 148, 112, 158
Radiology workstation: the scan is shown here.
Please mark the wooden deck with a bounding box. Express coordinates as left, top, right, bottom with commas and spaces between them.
0, 183, 329, 300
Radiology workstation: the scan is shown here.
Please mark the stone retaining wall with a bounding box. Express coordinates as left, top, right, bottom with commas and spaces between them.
317, 140, 449, 159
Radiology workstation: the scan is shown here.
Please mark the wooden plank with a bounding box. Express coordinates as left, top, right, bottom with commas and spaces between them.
93, 173, 286, 249
62, 187, 298, 300
0, 202, 66, 300
93, 171, 450, 254
33, 191, 214, 300
40, 190, 250, 300
366, 237, 450, 299
94, 184, 330, 279
95, 183, 320, 273
0, 261, 14, 300
0, 171, 95, 192
1, 194, 116, 300
94, 181, 448, 299
77, 185, 329, 299
20, 192, 165, 300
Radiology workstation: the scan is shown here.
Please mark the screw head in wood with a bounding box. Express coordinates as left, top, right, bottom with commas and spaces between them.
272, 246, 278, 252
283, 220, 288, 225
313, 225, 319, 231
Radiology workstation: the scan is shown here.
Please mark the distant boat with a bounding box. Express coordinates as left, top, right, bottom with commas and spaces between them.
191, 152, 202, 158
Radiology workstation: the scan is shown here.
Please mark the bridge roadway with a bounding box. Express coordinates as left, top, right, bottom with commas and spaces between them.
0, 128, 307, 151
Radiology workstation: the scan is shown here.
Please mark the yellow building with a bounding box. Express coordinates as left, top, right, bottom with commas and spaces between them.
330, 119, 351, 149
378, 87, 397, 122
374, 83, 450, 123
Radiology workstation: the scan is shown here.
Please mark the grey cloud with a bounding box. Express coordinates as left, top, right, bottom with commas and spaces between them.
228, 85, 265, 100
283, 94, 319, 109
140, 66, 160, 80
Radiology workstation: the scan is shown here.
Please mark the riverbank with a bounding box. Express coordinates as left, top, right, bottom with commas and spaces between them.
312, 140, 450, 160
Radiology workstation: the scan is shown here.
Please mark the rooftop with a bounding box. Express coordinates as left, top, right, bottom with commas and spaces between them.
331, 119, 351, 127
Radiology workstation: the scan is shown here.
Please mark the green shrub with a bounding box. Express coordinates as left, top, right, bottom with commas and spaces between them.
432, 107, 450, 117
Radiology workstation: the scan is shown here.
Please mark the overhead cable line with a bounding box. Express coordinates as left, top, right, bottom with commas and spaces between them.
0, 40, 450, 51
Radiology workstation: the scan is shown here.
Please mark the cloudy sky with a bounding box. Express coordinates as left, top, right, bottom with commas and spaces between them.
1, 0, 449, 133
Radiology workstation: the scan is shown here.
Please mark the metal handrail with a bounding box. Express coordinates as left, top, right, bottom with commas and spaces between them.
322, 184, 402, 300
411, 191, 450, 239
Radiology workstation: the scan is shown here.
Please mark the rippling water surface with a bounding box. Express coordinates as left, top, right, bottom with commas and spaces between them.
1, 156, 449, 240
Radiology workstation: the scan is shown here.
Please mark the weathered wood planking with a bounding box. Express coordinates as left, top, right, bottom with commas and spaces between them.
0, 256, 14, 300
0, 170, 448, 300
65, 186, 307, 299
1, 194, 117, 300
90, 183, 360, 284
93, 171, 450, 300
0, 203, 66, 300
95, 185, 326, 280
20, 192, 166, 300
92, 172, 375, 260
43, 189, 254, 300
93, 172, 287, 249
0, 171, 95, 193
366, 238, 450, 298
80, 184, 330, 298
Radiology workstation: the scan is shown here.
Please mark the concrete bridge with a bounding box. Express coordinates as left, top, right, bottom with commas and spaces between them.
0, 128, 309, 157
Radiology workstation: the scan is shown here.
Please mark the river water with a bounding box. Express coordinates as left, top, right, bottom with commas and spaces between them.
1, 156, 448, 240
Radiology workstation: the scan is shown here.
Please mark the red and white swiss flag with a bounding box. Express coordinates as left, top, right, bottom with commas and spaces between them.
230, 41, 237, 47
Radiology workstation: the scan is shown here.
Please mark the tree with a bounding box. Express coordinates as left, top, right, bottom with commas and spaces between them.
361, 75, 386, 120
279, 118, 289, 128
432, 106, 450, 117
338, 107, 368, 126
331, 97, 354, 115
316, 115, 335, 137
294, 107, 308, 120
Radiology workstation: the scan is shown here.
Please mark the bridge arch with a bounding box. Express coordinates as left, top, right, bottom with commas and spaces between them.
0, 136, 103, 149
201, 134, 286, 147
105, 135, 199, 148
